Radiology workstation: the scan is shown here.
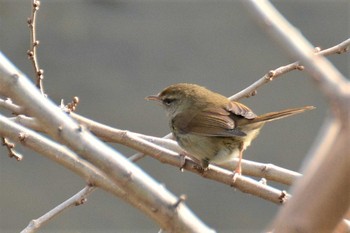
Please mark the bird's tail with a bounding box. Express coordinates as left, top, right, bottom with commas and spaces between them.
248, 106, 315, 124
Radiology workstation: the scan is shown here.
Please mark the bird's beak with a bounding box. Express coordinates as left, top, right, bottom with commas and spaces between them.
145, 94, 161, 101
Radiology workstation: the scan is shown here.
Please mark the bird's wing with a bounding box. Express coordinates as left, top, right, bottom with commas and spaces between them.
172, 107, 247, 137
225, 101, 257, 119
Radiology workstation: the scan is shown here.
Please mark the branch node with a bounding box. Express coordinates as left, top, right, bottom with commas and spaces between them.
278, 190, 289, 204
75, 197, 87, 206
259, 178, 267, 185
314, 47, 321, 53
266, 70, 276, 80
11, 74, 20, 80
66, 96, 80, 112
27, 17, 32, 25
1, 137, 23, 161
76, 125, 84, 133
58, 125, 63, 132
122, 171, 133, 184
261, 163, 272, 176
2, 139, 14, 148
33, 0, 40, 10
27, 50, 34, 59
37, 69, 44, 77
338, 46, 349, 54
173, 194, 187, 208
27, 0, 46, 95
18, 132, 28, 142
249, 90, 257, 97
296, 65, 304, 71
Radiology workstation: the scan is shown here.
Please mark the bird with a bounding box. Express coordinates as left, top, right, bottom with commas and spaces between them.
146, 83, 314, 175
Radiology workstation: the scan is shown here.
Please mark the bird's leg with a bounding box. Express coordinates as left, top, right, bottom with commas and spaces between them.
179, 153, 187, 171
200, 159, 209, 171
179, 151, 204, 172
234, 143, 244, 175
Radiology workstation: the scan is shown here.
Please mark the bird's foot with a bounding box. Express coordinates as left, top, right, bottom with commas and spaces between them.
234, 165, 242, 176
179, 154, 187, 172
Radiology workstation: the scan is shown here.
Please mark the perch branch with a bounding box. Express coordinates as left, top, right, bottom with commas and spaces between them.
69, 112, 301, 187
0, 93, 292, 205
0, 51, 215, 233
1, 97, 300, 187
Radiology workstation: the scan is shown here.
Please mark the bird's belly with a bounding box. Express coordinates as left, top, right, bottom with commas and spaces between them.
239, 126, 262, 148
176, 134, 241, 163
175, 126, 262, 165
176, 134, 216, 161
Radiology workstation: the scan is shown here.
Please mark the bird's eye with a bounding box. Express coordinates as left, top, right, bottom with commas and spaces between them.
163, 98, 176, 106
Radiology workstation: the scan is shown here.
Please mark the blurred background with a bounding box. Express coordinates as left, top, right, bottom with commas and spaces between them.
0, 1, 349, 232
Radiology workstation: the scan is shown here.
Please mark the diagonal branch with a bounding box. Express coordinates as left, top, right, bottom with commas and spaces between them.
0, 52, 215, 233
229, 38, 350, 101
21, 186, 96, 233
243, 1, 350, 232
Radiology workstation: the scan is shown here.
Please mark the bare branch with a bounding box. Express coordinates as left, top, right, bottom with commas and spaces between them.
220, 160, 301, 186
318, 38, 350, 56
27, 0, 45, 95
1, 136, 23, 160
0, 29, 347, 231
187, 163, 291, 204
0, 114, 123, 195
70, 112, 300, 187
229, 38, 350, 101
0, 52, 215, 233
1, 96, 300, 188
0, 82, 291, 207
63, 96, 80, 112
2, 36, 347, 188
0, 97, 23, 114
243, 1, 350, 232
21, 186, 96, 233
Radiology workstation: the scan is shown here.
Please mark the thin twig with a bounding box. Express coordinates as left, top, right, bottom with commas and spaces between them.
64, 96, 80, 112
27, 0, 45, 95
1, 136, 23, 161
18, 129, 170, 233
229, 38, 350, 101
21, 186, 96, 233
0, 98, 23, 114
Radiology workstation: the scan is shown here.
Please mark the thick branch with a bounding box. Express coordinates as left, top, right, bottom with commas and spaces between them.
0, 52, 214, 233
243, 1, 350, 232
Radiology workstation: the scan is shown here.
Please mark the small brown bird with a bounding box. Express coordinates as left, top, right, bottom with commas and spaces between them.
146, 83, 314, 174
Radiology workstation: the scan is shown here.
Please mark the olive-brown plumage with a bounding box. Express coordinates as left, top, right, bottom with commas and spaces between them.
146, 83, 314, 174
